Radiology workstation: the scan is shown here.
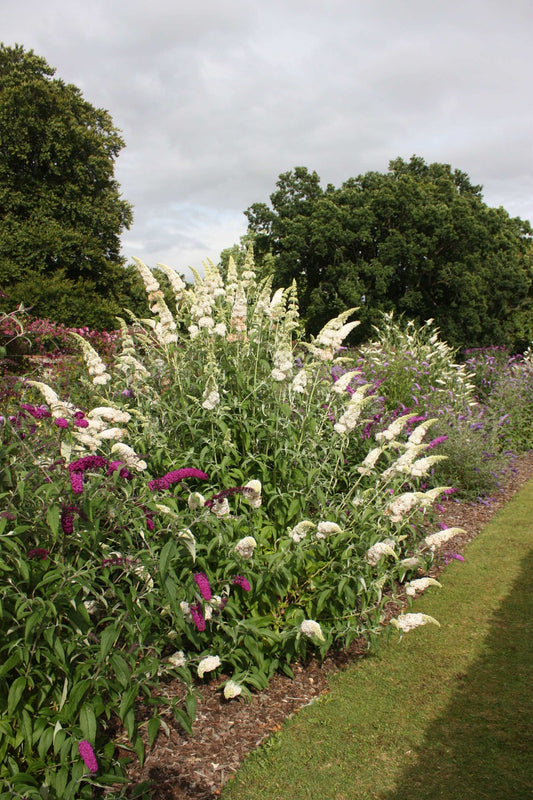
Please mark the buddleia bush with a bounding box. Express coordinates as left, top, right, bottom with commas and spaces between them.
1, 251, 455, 797
357, 312, 476, 413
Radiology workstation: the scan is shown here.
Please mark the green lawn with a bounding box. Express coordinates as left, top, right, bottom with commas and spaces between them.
222, 480, 533, 800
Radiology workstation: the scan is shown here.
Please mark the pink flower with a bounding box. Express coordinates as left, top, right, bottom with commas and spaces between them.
230, 575, 251, 592
78, 740, 98, 773
193, 572, 212, 601
107, 461, 131, 479
69, 472, 84, 494
148, 468, 208, 492
190, 602, 206, 632
74, 418, 89, 428
27, 548, 49, 560
60, 505, 79, 535
68, 456, 109, 494
54, 417, 69, 429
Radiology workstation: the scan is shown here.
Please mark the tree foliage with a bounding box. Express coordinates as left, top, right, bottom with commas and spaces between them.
246, 158, 533, 349
0, 44, 136, 328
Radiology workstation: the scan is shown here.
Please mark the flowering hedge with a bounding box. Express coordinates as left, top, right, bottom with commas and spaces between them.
1, 252, 476, 798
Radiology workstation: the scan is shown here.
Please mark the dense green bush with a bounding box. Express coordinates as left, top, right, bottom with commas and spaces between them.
1, 254, 460, 797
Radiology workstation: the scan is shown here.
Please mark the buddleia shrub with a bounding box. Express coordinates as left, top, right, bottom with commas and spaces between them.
1, 251, 455, 797
357, 312, 476, 413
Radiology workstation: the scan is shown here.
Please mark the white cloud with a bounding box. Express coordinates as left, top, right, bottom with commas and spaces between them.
3, 0, 532, 276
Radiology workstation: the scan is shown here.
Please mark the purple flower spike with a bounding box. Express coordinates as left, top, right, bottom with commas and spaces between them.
193, 572, 212, 601
27, 548, 49, 560
60, 505, 80, 535
231, 575, 251, 592
148, 467, 208, 492
78, 740, 98, 773
190, 602, 206, 632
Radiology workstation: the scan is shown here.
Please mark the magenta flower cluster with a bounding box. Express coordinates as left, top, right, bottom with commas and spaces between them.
68, 455, 108, 494
190, 601, 206, 632
107, 460, 131, 479
60, 505, 81, 535
148, 468, 208, 492
231, 575, 251, 592
193, 572, 212, 601
205, 486, 244, 508
27, 548, 49, 560
78, 740, 98, 773
20, 403, 51, 420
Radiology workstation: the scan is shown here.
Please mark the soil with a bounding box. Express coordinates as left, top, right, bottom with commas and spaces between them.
120, 452, 533, 800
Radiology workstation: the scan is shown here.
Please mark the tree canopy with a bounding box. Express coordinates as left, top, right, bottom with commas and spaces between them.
0, 44, 136, 328
245, 157, 533, 350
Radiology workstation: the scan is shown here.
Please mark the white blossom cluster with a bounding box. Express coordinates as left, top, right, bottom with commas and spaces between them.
312, 308, 360, 360
424, 527, 466, 551
333, 385, 373, 434
111, 442, 147, 471
405, 577, 441, 597
288, 520, 316, 542
234, 536, 257, 559
366, 539, 396, 565
71, 332, 111, 385
392, 613, 440, 633
300, 619, 325, 641
375, 412, 414, 443
197, 655, 221, 679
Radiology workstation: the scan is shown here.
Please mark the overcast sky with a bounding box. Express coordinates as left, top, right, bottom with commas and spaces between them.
3, 0, 533, 279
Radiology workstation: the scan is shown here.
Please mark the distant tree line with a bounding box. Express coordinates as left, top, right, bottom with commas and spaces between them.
244, 158, 533, 350
0, 44, 151, 329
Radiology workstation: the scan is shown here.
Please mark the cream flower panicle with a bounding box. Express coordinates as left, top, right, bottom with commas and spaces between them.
385, 492, 420, 522
300, 619, 325, 641
197, 655, 221, 678
409, 455, 447, 478
357, 447, 384, 475
331, 369, 360, 394
391, 613, 441, 633
375, 413, 414, 442
223, 680, 243, 699
316, 521, 342, 539
167, 650, 186, 668
88, 407, 131, 424
407, 418, 438, 445
234, 536, 257, 559
110, 443, 147, 471
424, 527, 466, 551
243, 479, 262, 508
288, 520, 316, 542
405, 577, 441, 596
366, 540, 396, 565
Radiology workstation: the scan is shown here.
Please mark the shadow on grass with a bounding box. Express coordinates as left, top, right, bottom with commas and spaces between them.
384, 547, 533, 800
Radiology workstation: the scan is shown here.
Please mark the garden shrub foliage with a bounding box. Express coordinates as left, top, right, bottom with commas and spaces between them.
2, 253, 471, 797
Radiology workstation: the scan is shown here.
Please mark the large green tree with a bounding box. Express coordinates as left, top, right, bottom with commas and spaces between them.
0, 44, 135, 329
246, 158, 533, 349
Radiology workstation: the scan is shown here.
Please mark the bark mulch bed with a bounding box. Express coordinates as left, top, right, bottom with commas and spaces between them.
121, 452, 533, 800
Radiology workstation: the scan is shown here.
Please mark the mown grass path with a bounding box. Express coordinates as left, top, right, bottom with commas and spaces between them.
222, 479, 533, 800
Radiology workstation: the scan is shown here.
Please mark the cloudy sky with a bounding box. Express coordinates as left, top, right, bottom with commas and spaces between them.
3, 0, 533, 279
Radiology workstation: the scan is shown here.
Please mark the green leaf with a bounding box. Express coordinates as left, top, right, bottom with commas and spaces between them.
119, 685, 138, 723
0, 651, 21, 679
46, 505, 60, 537
7, 675, 26, 715
147, 716, 160, 748
110, 654, 131, 689
79, 704, 97, 742
159, 540, 175, 582
99, 624, 118, 661
172, 708, 193, 735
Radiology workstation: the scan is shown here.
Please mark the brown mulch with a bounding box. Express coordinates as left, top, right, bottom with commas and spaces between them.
121, 452, 533, 800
